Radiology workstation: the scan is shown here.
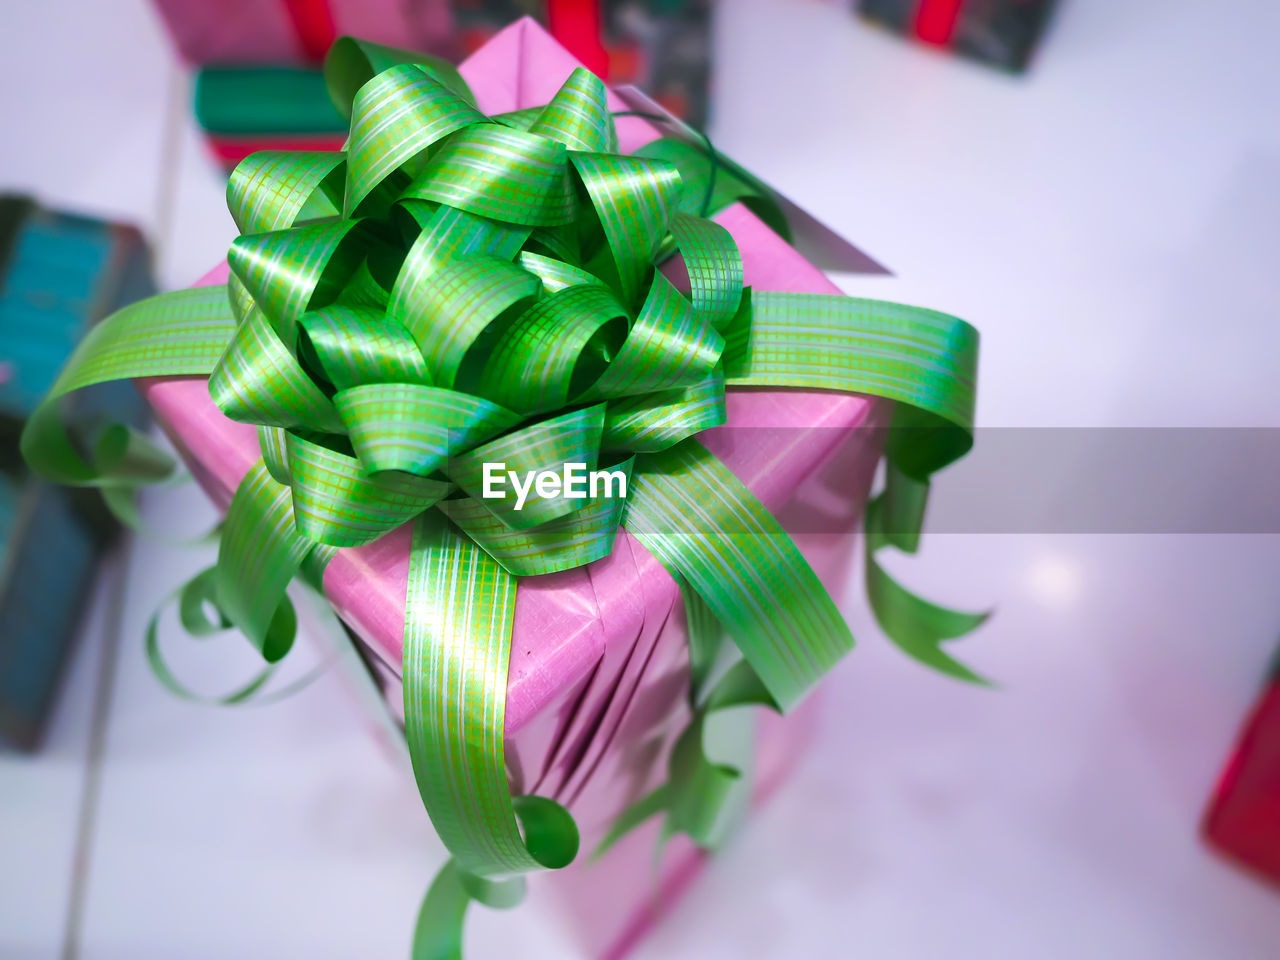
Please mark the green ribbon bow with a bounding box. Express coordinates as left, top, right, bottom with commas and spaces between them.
20, 36, 987, 958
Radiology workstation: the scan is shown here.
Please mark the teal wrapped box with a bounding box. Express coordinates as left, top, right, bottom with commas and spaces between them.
0, 199, 154, 750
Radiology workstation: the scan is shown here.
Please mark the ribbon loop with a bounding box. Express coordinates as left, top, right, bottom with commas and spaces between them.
585, 271, 724, 401
602, 375, 727, 452
299, 305, 431, 390
393, 204, 531, 288
229, 219, 369, 344
439, 459, 632, 576
571, 152, 682, 305
285, 433, 449, 547
324, 36, 474, 120
404, 512, 578, 878
335, 383, 519, 478
227, 151, 345, 234
209, 308, 343, 433
345, 64, 486, 216
391, 253, 540, 388
728, 291, 979, 466
478, 284, 628, 413
668, 212, 743, 332
403, 126, 576, 227
528, 67, 617, 154
448, 404, 606, 530
215, 461, 318, 662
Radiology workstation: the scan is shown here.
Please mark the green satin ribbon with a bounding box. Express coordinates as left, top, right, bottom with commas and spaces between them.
593, 586, 763, 860
20, 35, 987, 958
144, 565, 333, 706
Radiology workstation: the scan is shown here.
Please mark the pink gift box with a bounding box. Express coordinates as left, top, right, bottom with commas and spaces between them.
143, 19, 890, 957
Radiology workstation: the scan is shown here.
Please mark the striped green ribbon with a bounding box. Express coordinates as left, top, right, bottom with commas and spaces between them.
20, 36, 987, 958
592, 585, 763, 861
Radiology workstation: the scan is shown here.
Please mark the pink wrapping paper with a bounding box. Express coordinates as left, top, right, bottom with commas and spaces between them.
150, 0, 455, 64
142, 20, 889, 957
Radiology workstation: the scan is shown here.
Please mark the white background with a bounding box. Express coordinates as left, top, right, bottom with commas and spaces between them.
2, 0, 1279, 957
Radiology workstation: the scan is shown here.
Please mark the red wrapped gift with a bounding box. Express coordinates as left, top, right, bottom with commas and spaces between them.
1204, 653, 1280, 885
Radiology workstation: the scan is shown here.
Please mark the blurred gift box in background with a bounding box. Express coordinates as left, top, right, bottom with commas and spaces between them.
152, 0, 457, 168
1204, 644, 1280, 888
453, 0, 713, 126
0, 197, 154, 751
193, 66, 348, 169
858, 0, 1057, 71
151, 0, 458, 65
159, 0, 715, 168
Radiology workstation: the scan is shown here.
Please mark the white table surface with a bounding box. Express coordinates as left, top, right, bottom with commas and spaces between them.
3, 0, 1279, 957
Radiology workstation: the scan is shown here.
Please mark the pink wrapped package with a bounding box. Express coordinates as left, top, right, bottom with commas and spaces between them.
151, 0, 456, 64
143, 20, 889, 957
